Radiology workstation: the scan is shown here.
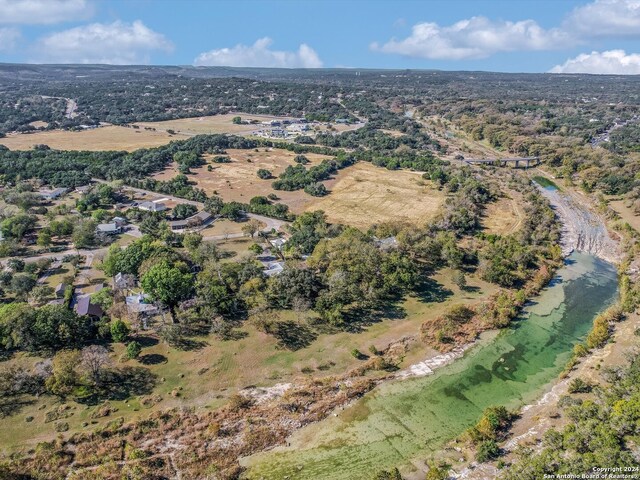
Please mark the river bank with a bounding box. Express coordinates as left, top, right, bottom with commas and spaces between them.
242, 251, 618, 480
534, 174, 621, 264
241, 173, 625, 479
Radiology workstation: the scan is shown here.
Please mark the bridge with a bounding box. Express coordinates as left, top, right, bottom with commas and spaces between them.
464, 157, 540, 168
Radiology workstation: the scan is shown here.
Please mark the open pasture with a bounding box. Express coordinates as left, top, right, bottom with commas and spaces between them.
134, 113, 296, 136
305, 162, 446, 228
153, 148, 333, 210
0, 125, 187, 152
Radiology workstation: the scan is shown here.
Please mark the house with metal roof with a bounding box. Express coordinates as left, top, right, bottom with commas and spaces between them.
74, 296, 104, 319
96, 223, 122, 234
138, 201, 167, 212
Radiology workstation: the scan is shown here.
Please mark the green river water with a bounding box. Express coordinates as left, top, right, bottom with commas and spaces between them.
245, 252, 619, 479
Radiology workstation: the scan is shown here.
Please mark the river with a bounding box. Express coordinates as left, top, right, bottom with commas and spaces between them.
244, 252, 619, 479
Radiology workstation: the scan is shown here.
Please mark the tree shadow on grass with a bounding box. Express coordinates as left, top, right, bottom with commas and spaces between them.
135, 335, 159, 348
78, 366, 157, 405
170, 337, 209, 351
0, 397, 35, 418
138, 353, 168, 365
341, 302, 408, 334
413, 277, 454, 304
267, 320, 318, 351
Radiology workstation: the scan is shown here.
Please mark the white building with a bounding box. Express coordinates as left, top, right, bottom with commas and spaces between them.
138, 201, 167, 212
263, 261, 285, 277
39, 187, 68, 201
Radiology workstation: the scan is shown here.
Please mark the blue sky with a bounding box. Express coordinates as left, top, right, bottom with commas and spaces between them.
1, 0, 639, 73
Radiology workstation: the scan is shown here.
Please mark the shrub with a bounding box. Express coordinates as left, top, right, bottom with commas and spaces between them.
110, 319, 130, 343
227, 393, 252, 411
304, 182, 328, 196
257, 169, 272, 179
248, 243, 263, 254
568, 377, 592, 394
351, 348, 366, 360
126, 341, 142, 360
476, 440, 500, 462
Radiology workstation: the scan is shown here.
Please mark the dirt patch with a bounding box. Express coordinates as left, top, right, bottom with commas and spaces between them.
481, 195, 524, 235
0, 126, 186, 152
608, 197, 640, 232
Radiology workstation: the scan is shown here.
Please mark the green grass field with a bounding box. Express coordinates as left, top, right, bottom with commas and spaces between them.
0, 269, 497, 452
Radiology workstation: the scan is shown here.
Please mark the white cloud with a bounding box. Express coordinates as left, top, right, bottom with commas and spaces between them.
0, 0, 93, 25
194, 37, 323, 68
550, 49, 640, 74
0, 28, 20, 52
372, 1, 640, 61
564, 0, 640, 36
33, 20, 173, 64
371, 16, 570, 60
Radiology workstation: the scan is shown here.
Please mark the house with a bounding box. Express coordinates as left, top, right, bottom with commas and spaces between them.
168, 219, 188, 231
271, 237, 287, 250
374, 236, 398, 251
54, 283, 67, 298
287, 123, 310, 133
138, 201, 167, 212
125, 293, 159, 315
263, 261, 285, 277
74, 296, 104, 319
38, 187, 68, 201
335, 118, 350, 124
96, 223, 121, 235
273, 128, 287, 136
75, 185, 92, 194
114, 272, 136, 290
168, 210, 213, 231
112, 216, 127, 228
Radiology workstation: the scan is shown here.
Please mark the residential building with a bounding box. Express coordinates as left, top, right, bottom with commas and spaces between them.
114, 272, 136, 290
374, 236, 398, 251
74, 296, 104, 319
168, 210, 213, 231
125, 293, 159, 315
271, 237, 287, 250
96, 223, 121, 235
263, 261, 285, 277
138, 201, 167, 212
38, 187, 68, 201
112, 217, 127, 228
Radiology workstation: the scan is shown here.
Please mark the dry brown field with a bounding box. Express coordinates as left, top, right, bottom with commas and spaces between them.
0, 125, 187, 151
134, 113, 296, 136
153, 148, 332, 210
134, 114, 364, 137
481, 195, 525, 235
305, 162, 446, 228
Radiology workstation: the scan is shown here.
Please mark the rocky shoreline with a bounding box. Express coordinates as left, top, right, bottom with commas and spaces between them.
537, 182, 621, 264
